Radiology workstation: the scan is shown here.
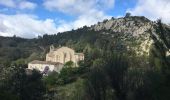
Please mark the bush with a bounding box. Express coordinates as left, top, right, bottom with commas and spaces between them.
43, 71, 59, 88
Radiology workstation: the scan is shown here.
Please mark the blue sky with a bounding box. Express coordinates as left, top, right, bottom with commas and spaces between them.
0, 0, 169, 38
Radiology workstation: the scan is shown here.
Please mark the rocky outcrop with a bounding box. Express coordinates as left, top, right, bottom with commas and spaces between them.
92, 16, 154, 37
90, 16, 160, 56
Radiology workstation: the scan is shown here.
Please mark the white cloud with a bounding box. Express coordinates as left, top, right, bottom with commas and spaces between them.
0, 0, 37, 10
0, 11, 110, 38
19, 1, 37, 10
44, 0, 114, 15
0, 0, 115, 38
56, 9, 111, 32
127, 0, 170, 23
0, 14, 58, 38
0, 0, 15, 8
43, 0, 114, 32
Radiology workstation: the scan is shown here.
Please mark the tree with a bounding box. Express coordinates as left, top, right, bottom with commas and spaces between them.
85, 58, 109, 100
85, 54, 135, 100
64, 61, 74, 67
105, 54, 129, 100
43, 71, 59, 88
0, 66, 46, 100
125, 12, 131, 18
57, 66, 77, 84
145, 19, 170, 100
149, 19, 170, 72
111, 17, 115, 20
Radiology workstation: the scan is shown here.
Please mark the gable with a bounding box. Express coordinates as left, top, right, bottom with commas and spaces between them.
56, 47, 75, 54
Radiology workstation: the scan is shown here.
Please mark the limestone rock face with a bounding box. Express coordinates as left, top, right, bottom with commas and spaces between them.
90, 16, 161, 56
92, 16, 153, 37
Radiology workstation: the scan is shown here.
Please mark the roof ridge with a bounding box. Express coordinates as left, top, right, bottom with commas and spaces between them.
29, 60, 63, 65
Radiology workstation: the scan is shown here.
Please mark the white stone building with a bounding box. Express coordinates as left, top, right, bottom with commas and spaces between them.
28, 46, 84, 73
46, 46, 84, 65
28, 60, 63, 73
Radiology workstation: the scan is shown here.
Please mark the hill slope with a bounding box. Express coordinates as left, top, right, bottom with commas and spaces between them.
0, 16, 169, 66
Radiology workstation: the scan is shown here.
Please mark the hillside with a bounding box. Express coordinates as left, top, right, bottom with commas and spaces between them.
0, 16, 169, 66
0, 15, 170, 100
92, 16, 153, 55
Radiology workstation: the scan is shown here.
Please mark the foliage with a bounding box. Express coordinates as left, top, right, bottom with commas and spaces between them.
57, 66, 81, 85
53, 79, 86, 100
0, 17, 170, 100
0, 66, 46, 100
43, 71, 59, 88
64, 61, 74, 67
125, 12, 131, 18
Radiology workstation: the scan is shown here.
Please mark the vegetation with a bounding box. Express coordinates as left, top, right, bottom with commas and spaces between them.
0, 66, 46, 100
0, 16, 170, 100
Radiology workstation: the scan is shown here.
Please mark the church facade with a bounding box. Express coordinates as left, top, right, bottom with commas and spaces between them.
46, 46, 84, 65
28, 46, 84, 74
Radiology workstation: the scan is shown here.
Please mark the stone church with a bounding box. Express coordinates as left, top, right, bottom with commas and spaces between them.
46, 45, 84, 65
28, 46, 84, 73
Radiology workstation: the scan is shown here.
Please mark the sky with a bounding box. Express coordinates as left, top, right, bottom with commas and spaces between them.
0, 0, 169, 38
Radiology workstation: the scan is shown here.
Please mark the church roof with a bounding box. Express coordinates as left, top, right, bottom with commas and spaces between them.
75, 53, 84, 55
53, 46, 74, 51
29, 60, 63, 65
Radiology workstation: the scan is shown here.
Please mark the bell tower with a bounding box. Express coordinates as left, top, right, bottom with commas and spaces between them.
50, 45, 55, 52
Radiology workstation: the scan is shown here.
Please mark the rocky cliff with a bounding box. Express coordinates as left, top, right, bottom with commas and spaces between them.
89, 16, 169, 56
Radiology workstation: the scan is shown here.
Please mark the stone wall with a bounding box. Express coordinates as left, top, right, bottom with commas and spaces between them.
28, 63, 63, 73
46, 47, 84, 65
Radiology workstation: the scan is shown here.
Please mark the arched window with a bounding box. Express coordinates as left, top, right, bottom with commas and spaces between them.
56, 55, 60, 61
